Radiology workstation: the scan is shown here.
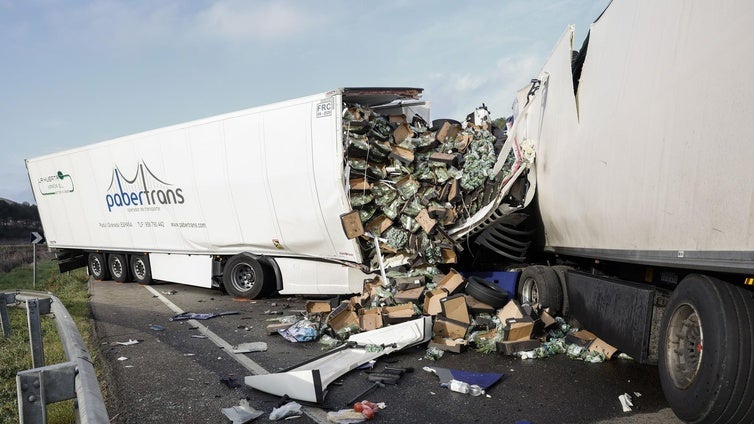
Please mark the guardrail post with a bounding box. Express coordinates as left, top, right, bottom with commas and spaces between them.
17, 361, 77, 424
13, 291, 109, 423
0, 293, 14, 337
26, 298, 45, 369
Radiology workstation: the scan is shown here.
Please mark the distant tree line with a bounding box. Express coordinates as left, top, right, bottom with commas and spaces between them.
0, 200, 42, 241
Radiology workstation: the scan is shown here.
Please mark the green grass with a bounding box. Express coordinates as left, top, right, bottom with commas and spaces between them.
0, 259, 95, 423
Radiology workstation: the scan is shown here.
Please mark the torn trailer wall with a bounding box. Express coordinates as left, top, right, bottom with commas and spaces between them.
341, 100, 535, 279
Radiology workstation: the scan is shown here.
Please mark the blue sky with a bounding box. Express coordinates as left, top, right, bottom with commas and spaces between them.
1, 0, 610, 204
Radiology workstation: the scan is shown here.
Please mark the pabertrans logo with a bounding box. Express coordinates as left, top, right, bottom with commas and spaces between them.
106, 161, 185, 212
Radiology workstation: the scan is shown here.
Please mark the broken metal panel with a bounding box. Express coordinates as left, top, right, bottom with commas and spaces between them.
245, 316, 432, 403
342, 87, 423, 107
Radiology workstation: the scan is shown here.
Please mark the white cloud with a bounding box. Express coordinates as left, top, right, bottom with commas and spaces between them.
196, 1, 325, 43
425, 53, 542, 120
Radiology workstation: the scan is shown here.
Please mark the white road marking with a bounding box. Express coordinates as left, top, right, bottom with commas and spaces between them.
143, 285, 330, 423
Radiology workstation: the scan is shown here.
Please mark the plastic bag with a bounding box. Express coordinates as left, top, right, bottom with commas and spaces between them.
278, 319, 320, 343
269, 401, 303, 420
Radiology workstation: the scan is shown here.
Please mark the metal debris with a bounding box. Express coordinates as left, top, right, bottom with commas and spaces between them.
231, 342, 268, 353
113, 339, 141, 346
221, 398, 264, 423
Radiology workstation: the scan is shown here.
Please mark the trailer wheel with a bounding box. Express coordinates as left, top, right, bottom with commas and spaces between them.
551, 265, 571, 316
108, 254, 129, 283
88, 253, 110, 281
465, 276, 509, 308
223, 254, 266, 299
130, 255, 152, 285
659, 274, 754, 423
517, 265, 562, 314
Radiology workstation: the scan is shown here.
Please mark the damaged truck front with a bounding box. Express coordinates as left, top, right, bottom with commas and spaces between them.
26, 87, 532, 299
500, 0, 754, 422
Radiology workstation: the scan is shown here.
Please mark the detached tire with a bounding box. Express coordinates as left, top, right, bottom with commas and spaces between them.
223, 254, 267, 299
465, 276, 509, 308
88, 253, 109, 281
659, 274, 754, 423
517, 265, 563, 314
108, 253, 129, 283
130, 254, 152, 285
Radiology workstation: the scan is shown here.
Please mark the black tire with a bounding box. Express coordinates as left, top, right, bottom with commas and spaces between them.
108, 254, 129, 283
130, 254, 152, 285
517, 265, 563, 314
551, 265, 571, 317
658, 274, 754, 423
465, 276, 509, 308
223, 254, 267, 299
88, 253, 109, 281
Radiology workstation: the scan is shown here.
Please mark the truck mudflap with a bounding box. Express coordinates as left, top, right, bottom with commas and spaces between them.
244, 316, 432, 403
566, 271, 655, 364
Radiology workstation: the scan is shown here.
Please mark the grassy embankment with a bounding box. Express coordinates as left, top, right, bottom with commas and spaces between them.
0, 246, 97, 423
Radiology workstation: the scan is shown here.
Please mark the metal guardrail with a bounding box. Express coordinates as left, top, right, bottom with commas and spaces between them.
1, 290, 109, 423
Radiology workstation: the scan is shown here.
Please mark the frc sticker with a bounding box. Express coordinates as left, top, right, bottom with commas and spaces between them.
315, 99, 334, 118
38, 171, 74, 195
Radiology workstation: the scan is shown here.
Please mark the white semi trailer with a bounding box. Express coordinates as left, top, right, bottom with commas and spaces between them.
26, 87, 529, 300
500, 0, 754, 421
25, 88, 432, 298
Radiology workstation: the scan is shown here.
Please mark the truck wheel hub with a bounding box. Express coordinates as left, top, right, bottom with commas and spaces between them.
665, 303, 703, 389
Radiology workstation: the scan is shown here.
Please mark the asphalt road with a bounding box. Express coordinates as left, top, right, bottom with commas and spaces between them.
89, 279, 681, 424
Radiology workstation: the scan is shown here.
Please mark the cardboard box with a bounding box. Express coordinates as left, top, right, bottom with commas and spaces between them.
539, 310, 557, 330
349, 178, 372, 190
389, 114, 407, 124
390, 145, 415, 164
440, 248, 457, 264
440, 294, 470, 324
415, 209, 436, 234
428, 337, 468, 353
423, 288, 448, 316
359, 308, 384, 331
340, 211, 364, 239
496, 339, 542, 355
564, 329, 616, 358
393, 123, 414, 143
381, 303, 416, 324
589, 337, 618, 359
497, 299, 525, 322
447, 179, 460, 203
565, 330, 598, 347
305, 300, 332, 314
435, 121, 461, 143
327, 303, 359, 332
463, 295, 495, 314
436, 269, 464, 295
394, 286, 425, 303
433, 315, 469, 339
504, 320, 534, 341
394, 276, 424, 291
365, 215, 393, 236
428, 152, 461, 167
